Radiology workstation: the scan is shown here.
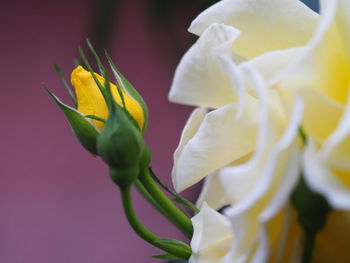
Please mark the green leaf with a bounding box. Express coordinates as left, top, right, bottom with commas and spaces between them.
47, 89, 99, 155
53, 63, 77, 108
151, 253, 180, 260
149, 168, 200, 214
105, 50, 149, 133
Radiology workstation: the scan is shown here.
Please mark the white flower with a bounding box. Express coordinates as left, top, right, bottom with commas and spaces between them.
170, 0, 350, 261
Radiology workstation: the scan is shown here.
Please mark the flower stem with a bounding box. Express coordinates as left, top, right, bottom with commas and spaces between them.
134, 179, 165, 214
302, 230, 316, 263
291, 175, 331, 263
139, 168, 193, 239
120, 186, 191, 259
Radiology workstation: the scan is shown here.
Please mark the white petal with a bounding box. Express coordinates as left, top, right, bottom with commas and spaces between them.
220, 66, 302, 261
196, 171, 232, 210
275, 0, 350, 105
304, 94, 350, 209
295, 88, 344, 142
322, 93, 350, 169
172, 107, 207, 191
169, 23, 242, 108
303, 140, 350, 210
242, 47, 305, 85
172, 94, 259, 192
189, 0, 318, 59
190, 202, 232, 263
336, 0, 350, 59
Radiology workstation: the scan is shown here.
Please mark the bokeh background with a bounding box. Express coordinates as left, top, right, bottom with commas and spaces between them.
0, 0, 318, 262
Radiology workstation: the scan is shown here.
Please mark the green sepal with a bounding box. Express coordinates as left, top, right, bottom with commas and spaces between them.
291, 174, 331, 233
149, 168, 199, 214
153, 239, 191, 257
47, 89, 99, 155
98, 102, 146, 187
151, 253, 180, 260
78, 48, 114, 111
85, 115, 106, 124
53, 63, 77, 108
105, 50, 149, 133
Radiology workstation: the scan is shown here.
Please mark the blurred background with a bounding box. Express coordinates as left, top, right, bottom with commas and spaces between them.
0, 0, 318, 262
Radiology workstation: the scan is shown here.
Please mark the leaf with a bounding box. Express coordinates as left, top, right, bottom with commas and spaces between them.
53, 63, 77, 108
149, 168, 200, 213
47, 89, 99, 155
105, 50, 149, 133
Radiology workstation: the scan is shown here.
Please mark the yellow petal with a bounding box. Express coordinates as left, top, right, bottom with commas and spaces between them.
71, 66, 144, 130
336, 0, 350, 60
308, 23, 350, 104
297, 88, 344, 142
278, 1, 350, 105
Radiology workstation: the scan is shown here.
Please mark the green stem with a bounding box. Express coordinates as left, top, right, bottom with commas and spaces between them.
139, 168, 193, 239
120, 186, 191, 259
302, 230, 316, 263
134, 179, 165, 214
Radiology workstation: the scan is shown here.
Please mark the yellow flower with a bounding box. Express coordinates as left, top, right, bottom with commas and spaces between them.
71, 65, 144, 130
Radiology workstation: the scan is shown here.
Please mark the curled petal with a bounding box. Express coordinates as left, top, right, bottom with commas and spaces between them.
172, 94, 259, 192
304, 93, 350, 209
297, 88, 343, 142
169, 23, 242, 108
189, 0, 318, 59
220, 66, 303, 261
336, 0, 350, 60
190, 202, 232, 263
196, 171, 232, 211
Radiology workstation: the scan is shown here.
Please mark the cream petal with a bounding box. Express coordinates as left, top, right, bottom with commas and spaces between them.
189, 0, 318, 59
219, 67, 301, 209
190, 202, 233, 263
196, 171, 232, 210
172, 94, 259, 192
322, 92, 350, 170
241, 47, 305, 85
172, 107, 207, 191
169, 23, 242, 108
297, 88, 344, 144
304, 94, 350, 209
220, 66, 303, 261
303, 140, 350, 210
276, 0, 350, 105
336, 0, 350, 59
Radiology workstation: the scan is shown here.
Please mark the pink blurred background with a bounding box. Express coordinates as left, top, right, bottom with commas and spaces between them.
0, 0, 200, 262
0, 0, 318, 262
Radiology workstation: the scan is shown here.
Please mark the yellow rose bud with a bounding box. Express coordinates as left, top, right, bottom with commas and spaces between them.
71, 65, 144, 130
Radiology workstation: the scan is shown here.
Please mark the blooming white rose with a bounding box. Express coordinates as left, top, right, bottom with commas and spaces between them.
170, 0, 350, 262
